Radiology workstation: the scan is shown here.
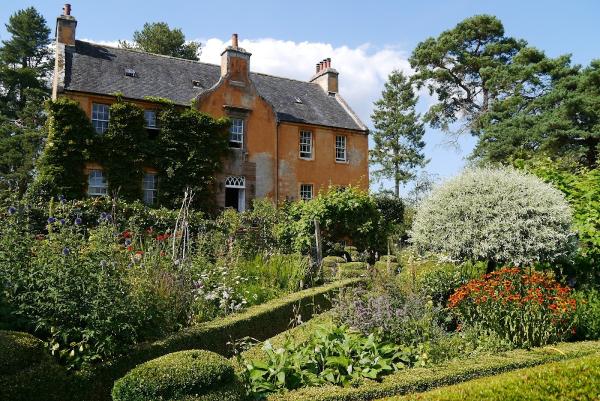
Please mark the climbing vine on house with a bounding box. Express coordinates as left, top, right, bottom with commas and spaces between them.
156, 105, 229, 210
30, 97, 230, 211
27, 98, 95, 201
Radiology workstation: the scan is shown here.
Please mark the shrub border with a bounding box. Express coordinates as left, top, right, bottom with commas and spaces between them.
74, 278, 363, 401
267, 340, 600, 401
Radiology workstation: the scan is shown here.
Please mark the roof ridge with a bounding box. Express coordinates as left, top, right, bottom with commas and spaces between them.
78, 40, 315, 84
250, 70, 311, 85
77, 39, 220, 67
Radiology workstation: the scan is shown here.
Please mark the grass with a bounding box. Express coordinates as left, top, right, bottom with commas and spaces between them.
382, 353, 600, 401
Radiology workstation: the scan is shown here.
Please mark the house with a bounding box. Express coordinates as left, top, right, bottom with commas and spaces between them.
52, 4, 369, 211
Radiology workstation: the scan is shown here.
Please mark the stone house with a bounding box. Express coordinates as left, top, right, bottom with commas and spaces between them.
52, 4, 369, 210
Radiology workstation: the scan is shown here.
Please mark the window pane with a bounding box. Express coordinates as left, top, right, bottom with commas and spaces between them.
143, 173, 157, 205
144, 110, 157, 128
299, 184, 313, 200
92, 103, 110, 134
336, 135, 347, 161
88, 170, 107, 196
299, 131, 313, 159
229, 118, 243, 148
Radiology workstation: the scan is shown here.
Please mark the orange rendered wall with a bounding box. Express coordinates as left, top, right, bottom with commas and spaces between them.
277, 122, 368, 201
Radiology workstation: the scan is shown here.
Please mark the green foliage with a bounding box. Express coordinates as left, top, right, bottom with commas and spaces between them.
337, 262, 369, 279
370, 70, 427, 195
103, 101, 147, 201
72, 279, 361, 401
156, 106, 229, 209
0, 7, 52, 117
265, 340, 600, 401
573, 289, 600, 340
28, 98, 95, 200
243, 324, 425, 398
410, 167, 576, 267
374, 194, 405, 231
0, 331, 70, 401
521, 158, 600, 282
112, 350, 243, 401
281, 187, 385, 255
389, 354, 600, 401
119, 22, 201, 61
475, 59, 599, 167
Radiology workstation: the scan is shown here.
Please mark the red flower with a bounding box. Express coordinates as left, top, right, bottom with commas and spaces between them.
122, 230, 131, 238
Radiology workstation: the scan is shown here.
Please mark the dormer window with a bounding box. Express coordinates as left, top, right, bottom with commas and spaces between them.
124, 68, 137, 77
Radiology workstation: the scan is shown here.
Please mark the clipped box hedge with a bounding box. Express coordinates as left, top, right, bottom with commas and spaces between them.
112, 350, 244, 401
388, 353, 600, 401
266, 340, 600, 401
74, 278, 363, 401
0, 330, 70, 401
338, 262, 369, 279
373, 261, 399, 275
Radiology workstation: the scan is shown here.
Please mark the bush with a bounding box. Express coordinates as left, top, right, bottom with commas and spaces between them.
73, 279, 363, 401
0, 331, 70, 401
338, 262, 369, 279
374, 261, 400, 275
449, 268, 577, 347
390, 353, 600, 401
573, 289, 600, 340
266, 340, 600, 401
321, 256, 346, 282
112, 350, 243, 401
410, 167, 576, 268
280, 187, 386, 255
243, 324, 426, 399
335, 284, 444, 348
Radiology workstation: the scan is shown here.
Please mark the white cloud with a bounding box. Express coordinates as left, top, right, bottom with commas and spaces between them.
200, 37, 411, 125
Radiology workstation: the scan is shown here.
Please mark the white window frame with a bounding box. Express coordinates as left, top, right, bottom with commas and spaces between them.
335, 135, 347, 162
142, 173, 157, 205
88, 170, 107, 196
225, 176, 246, 211
229, 118, 244, 148
299, 184, 313, 201
299, 130, 313, 159
91, 103, 110, 134
144, 110, 157, 129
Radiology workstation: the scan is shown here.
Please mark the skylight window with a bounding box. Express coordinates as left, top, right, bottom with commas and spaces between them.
124, 68, 137, 77
294, 97, 303, 104
192, 80, 202, 88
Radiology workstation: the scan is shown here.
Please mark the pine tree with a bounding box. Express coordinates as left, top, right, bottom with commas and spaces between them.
370, 70, 428, 198
0, 7, 51, 197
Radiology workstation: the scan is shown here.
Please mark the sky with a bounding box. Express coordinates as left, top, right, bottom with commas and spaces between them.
1, 0, 599, 195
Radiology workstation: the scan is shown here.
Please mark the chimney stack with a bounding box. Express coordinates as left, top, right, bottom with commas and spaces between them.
221, 33, 251, 82
310, 57, 339, 94
55, 3, 77, 46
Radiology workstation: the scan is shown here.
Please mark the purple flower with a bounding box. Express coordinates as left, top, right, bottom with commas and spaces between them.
124, 239, 132, 247
62, 247, 70, 256
100, 212, 107, 220
74, 217, 83, 225
7, 206, 16, 215
57, 194, 66, 204
47, 217, 56, 224
60, 219, 66, 225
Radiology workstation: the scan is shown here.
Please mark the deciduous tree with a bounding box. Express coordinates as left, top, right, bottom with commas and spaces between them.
119, 22, 201, 61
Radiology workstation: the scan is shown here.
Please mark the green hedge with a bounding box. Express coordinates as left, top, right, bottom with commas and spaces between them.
379, 255, 397, 263
386, 353, 600, 401
338, 262, 369, 279
74, 278, 363, 401
0, 331, 70, 401
374, 261, 399, 275
112, 350, 243, 401
266, 340, 600, 401
322, 256, 346, 282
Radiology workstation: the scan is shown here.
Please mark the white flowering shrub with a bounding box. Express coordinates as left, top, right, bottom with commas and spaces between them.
410, 167, 576, 266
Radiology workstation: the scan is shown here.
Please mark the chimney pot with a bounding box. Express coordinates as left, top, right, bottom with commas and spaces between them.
63, 4, 71, 16
232, 33, 238, 48
316, 63, 320, 73
327, 58, 331, 68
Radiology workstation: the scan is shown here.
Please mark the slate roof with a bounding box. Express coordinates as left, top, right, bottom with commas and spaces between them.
64, 40, 367, 132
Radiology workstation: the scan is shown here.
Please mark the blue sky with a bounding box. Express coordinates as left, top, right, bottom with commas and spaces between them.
2, 0, 599, 195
